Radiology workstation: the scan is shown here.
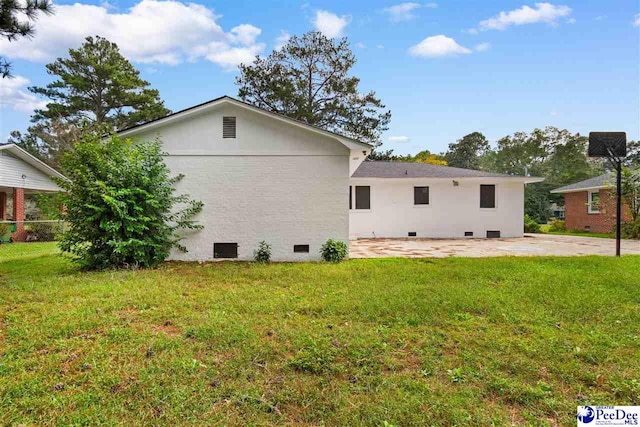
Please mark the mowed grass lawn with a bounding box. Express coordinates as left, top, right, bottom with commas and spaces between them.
1, 244, 639, 426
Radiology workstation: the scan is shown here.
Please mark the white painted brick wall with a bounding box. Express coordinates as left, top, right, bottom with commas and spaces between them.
166, 155, 349, 261
349, 178, 525, 239
132, 103, 352, 261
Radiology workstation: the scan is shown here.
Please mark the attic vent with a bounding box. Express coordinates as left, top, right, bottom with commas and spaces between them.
223, 116, 236, 138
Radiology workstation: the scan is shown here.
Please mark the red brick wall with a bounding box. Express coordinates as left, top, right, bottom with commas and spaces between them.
0, 192, 6, 220
11, 187, 26, 241
564, 189, 632, 233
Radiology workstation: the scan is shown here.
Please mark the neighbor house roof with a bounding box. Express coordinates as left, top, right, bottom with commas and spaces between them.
0, 144, 66, 181
117, 95, 373, 151
550, 173, 612, 194
352, 161, 544, 182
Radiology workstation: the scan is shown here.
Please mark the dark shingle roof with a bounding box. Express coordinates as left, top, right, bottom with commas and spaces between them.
550, 173, 612, 193
352, 161, 517, 179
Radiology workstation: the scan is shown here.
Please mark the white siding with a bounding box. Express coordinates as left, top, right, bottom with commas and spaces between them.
349, 178, 525, 239
0, 151, 61, 192
132, 103, 350, 261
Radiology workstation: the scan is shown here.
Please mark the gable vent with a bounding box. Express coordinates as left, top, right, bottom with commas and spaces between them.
223, 116, 236, 138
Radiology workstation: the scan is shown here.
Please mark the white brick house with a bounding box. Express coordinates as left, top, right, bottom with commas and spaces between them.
119, 96, 371, 261
119, 96, 541, 261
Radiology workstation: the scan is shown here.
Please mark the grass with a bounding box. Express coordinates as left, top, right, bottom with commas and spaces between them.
1, 243, 639, 425
538, 224, 616, 239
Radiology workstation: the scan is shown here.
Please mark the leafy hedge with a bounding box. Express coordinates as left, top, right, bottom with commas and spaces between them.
57, 134, 203, 269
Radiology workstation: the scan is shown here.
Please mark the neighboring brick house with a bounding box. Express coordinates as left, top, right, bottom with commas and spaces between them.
551, 174, 631, 233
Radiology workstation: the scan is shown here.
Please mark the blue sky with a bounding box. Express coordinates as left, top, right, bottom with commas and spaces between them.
1, 0, 638, 155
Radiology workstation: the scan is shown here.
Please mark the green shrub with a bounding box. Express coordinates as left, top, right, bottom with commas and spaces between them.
320, 239, 348, 262
0, 223, 10, 241
621, 219, 640, 240
548, 218, 566, 232
56, 134, 203, 270
523, 215, 541, 233
253, 241, 272, 263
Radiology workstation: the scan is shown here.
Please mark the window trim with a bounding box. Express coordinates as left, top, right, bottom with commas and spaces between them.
355, 185, 371, 211
587, 190, 600, 214
413, 186, 430, 207
480, 184, 497, 210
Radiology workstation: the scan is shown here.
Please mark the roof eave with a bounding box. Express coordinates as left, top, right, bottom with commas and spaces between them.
550, 185, 607, 194
351, 176, 545, 181
0, 144, 67, 181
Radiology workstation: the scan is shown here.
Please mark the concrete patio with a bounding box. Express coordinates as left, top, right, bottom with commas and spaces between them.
349, 234, 640, 258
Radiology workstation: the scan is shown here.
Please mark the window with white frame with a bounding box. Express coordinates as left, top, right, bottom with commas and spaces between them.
588, 190, 600, 213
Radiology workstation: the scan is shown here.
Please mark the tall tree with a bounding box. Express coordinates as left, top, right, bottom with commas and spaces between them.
625, 140, 640, 166
0, 0, 52, 77
445, 132, 490, 170
236, 31, 391, 145
17, 36, 170, 166
484, 127, 604, 222
30, 36, 170, 129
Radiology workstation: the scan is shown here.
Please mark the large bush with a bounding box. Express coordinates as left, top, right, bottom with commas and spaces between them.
57, 134, 203, 269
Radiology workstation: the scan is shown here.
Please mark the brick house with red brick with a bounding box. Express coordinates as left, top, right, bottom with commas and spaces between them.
551, 173, 632, 234
0, 144, 65, 242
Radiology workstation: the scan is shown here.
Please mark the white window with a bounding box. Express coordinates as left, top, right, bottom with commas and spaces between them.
588, 191, 600, 214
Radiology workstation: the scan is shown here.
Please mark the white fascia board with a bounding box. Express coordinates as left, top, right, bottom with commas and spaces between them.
550, 185, 607, 194
349, 176, 544, 183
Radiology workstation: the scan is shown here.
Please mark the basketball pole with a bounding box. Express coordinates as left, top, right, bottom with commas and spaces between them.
616, 159, 622, 257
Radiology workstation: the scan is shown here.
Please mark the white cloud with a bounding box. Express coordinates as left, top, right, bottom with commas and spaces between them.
383, 3, 426, 22
478, 2, 572, 31
566, 17, 576, 24
0, 0, 265, 70
389, 136, 410, 142
475, 42, 491, 52
274, 31, 291, 50
312, 10, 350, 38
634, 13, 640, 27
356, 42, 366, 48
229, 24, 261, 46
409, 35, 471, 57
376, 44, 385, 49
0, 75, 47, 113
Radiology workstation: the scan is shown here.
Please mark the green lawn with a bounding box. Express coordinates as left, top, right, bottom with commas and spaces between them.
1, 243, 639, 426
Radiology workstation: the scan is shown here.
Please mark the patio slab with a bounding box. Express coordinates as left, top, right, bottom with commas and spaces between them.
349, 234, 640, 258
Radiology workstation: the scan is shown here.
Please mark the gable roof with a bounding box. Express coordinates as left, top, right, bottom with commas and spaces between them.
117, 95, 373, 151
352, 161, 544, 182
550, 174, 612, 193
0, 144, 67, 181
